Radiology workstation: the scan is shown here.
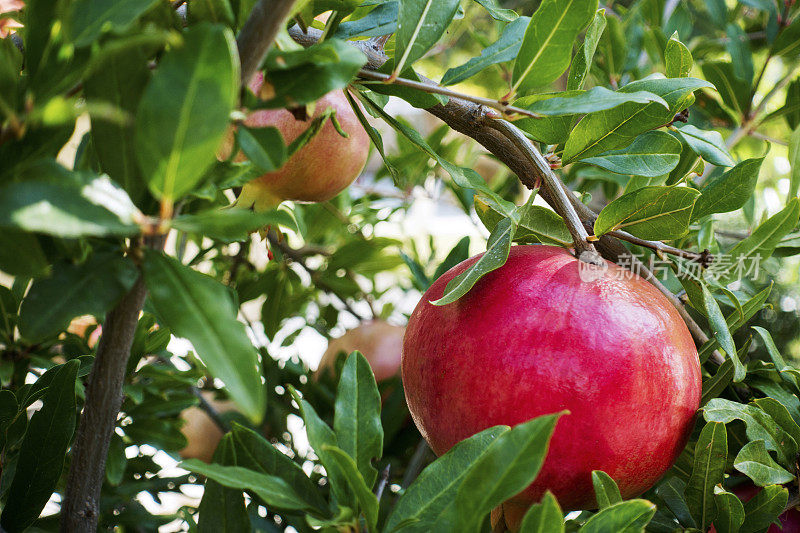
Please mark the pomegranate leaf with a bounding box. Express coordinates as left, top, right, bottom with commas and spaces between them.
452, 413, 562, 532
517, 491, 564, 532
567, 9, 606, 91
581, 131, 681, 178
0, 360, 78, 532
683, 421, 727, 529
135, 24, 238, 202
580, 500, 656, 532
320, 445, 379, 533
593, 185, 700, 240
591, 470, 622, 509
712, 486, 745, 533
692, 156, 764, 220
334, 352, 383, 488
510, 0, 598, 95
384, 426, 507, 532
394, 0, 460, 75
143, 250, 265, 421
665, 32, 693, 79
740, 484, 789, 533
675, 124, 734, 167
733, 440, 795, 486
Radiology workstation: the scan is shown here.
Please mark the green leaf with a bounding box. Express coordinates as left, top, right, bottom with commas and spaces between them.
725, 23, 754, 82
0, 174, 141, 238
394, 0, 460, 74
521, 87, 667, 116
751, 327, 800, 393
698, 284, 772, 363
335, 2, 398, 39
593, 185, 700, 239
592, 470, 622, 509
334, 352, 383, 488
472, 0, 518, 21
452, 414, 562, 533
752, 397, 800, 449
510, 0, 598, 94
665, 32, 692, 78
171, 207, 297, 242
188, 0, 235, 25
197, 436, 250, 533
703, 398, 798, 467
771, 17, 800, 57
789, 126, 800, 198
579, 500, 656, 532
228, 424, 330, 515
441, 16, 529, 86
655, 477, 697, 528
567, 9, 606, 91
684, 421, 728, 529
0, 360, 79, 532
740, 485, 788, 533
182, 460, 323, 514
733, 440, 795, 486
262, 40, 366, 109
563, 77, 712, 162
433, 237, 471, 280
0, 230, 49, 277
320, 446, 379, 533
64, 0, 160, 47
431, 218, 515, 305
289, 387, 354, 508
701, 62, 750, 120
693, 156, 763, 220
384, 426, 507, 533
709, 199, 800, 285
235, 126, 287, 173
135, 23, 238, 201
19, 253, 139, 342
675, 124, 735, 167
701, 285, 743, 381
518, 491, 564, 533
143, 250, 265, 421
83, 46, 149, 201
581, 130, 681, 177
511, 93, 577, 145
713, 486, 745, 533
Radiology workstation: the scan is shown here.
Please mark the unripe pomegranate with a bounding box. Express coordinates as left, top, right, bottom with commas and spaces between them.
317, 320, 405, 383
235, 73, 370, 211
179, 392, 235, 463
402, 245, 701, 528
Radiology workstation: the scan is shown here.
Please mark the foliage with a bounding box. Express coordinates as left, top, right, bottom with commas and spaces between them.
1, 0, 800, 531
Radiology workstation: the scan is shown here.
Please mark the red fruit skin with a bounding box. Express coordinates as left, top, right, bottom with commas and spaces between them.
711, 483, 800, 533
242, 73, 370, 204
402, 245, 701, 515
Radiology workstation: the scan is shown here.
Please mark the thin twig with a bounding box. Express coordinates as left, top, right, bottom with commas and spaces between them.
357, 70, 539, 119
236, 0, 298, 85
266, 232, 368, 322
610, 229, 712, 265
401, 439, 431, 490
191, 387, 232, 433
485, 119, 601, 263
374, 464, 391, 501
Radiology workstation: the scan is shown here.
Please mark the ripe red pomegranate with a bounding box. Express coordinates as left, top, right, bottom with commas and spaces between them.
711, 482, 800, 533
402, 245, 701, 528
317, 320, 405, 383
235, 73, 370, 211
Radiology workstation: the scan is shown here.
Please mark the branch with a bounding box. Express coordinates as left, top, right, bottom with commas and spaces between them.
285, 26, 721, 361
266, 231, 369, 322
357, 70, 540, 119
609, 228, 712, 265
61, 277, 147, 533
484, 119, 601, 262
236, 0, 298, 85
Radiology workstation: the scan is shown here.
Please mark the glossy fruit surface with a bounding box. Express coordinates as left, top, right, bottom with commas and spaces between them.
402, 245, 701, 522
317, 320, 405, 382
236, 73, 370, 210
